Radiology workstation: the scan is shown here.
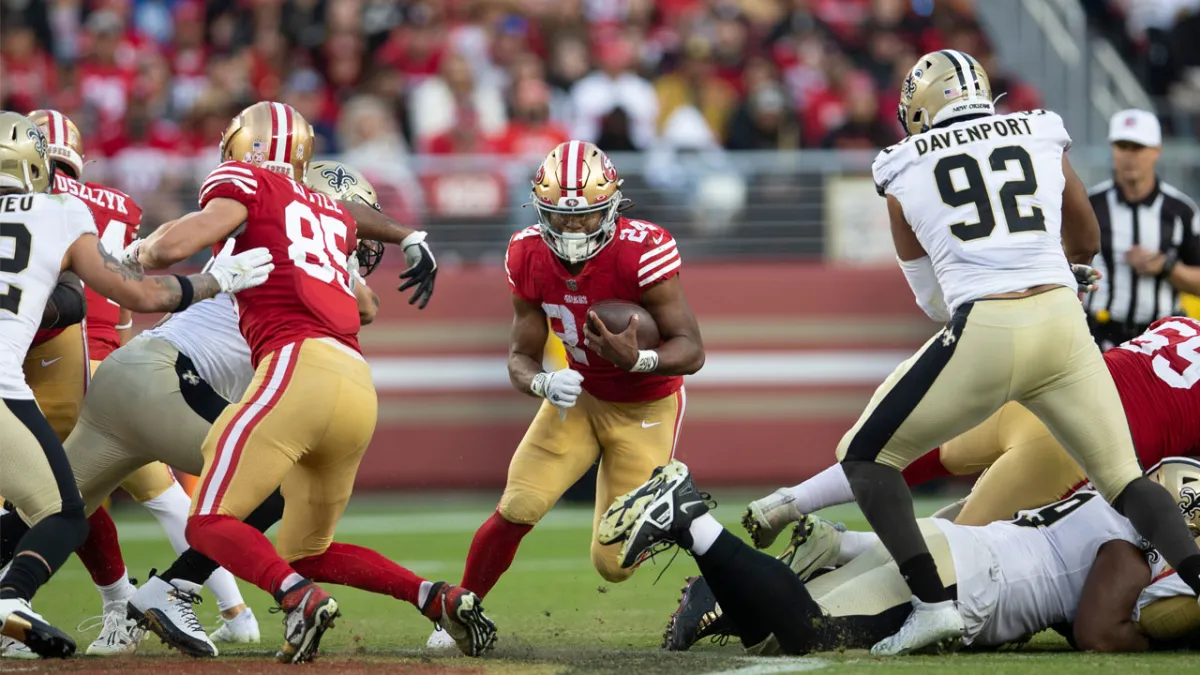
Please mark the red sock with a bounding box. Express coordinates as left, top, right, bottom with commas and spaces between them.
291, 542, 425, 606
75, 508, 127, 587
902, 448, 953, 488
186, 514, 295, 596
459, 511, 532, 599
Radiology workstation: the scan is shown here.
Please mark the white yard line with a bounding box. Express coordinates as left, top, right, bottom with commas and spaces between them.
703, 657, 830, 675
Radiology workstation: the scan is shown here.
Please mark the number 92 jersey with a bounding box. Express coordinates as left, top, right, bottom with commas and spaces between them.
0, 193, 97, 399
505, 216, 682, 403
199, 161, 360, 366
873, 110, 1077, 312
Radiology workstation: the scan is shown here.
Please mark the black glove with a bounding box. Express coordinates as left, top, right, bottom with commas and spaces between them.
1072, 263, 1101, 294
398, 231, 437, 309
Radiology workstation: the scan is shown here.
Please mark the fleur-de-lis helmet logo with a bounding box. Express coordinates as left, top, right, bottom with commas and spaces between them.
321, 165, 358, 192
27, 126, 47, 159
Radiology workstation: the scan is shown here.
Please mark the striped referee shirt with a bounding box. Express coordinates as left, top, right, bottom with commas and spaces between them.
1087, 178, 1200, 326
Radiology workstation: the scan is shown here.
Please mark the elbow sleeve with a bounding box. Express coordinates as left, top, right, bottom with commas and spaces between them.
40, 276, 88, 330
898, 256, 951, 323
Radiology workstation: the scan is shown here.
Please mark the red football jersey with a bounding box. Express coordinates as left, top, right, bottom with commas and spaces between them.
505, 216, 683, 403
47, 174, 142, 360
1106, 317, 1200, 466
199, 162, 360, 366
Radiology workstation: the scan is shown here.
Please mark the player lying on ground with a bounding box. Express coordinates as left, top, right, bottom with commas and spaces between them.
126, 107, 493, 664
601, 460, 1200, 656
834, 49, 1200, 654
0, 108, 261, 661
428, 140, 704, 649
743, 316, 1200, 550
0, 112, 272, 658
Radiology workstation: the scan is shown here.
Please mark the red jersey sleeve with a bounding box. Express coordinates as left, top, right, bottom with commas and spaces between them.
621, 219, 681, 294
505, 226, 541, 304
199, 161, 261, 210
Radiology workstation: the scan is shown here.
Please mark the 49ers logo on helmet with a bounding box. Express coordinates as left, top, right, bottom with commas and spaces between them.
534, 164, 546, 184
600, 153, 617, 182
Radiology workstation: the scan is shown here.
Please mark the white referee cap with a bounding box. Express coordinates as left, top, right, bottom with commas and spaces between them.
1108, 109, 1162, 147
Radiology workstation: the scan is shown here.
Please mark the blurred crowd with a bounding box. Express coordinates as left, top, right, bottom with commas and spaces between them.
0, 0, 1043, 242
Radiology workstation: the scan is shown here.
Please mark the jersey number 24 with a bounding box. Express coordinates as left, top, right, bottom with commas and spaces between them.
935, 146, 1045, 242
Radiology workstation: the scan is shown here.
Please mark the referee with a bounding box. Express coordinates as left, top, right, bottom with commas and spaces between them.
1087, 109, 1200, 350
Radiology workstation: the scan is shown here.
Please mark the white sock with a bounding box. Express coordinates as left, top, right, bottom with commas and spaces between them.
281, 573, 305, 593
686, 513, 724, 556
142, 481, 247, 611
97, 569, 136, 605
836, 531, 879, 565
784, 464, 855, 514
418, 580, 434, 608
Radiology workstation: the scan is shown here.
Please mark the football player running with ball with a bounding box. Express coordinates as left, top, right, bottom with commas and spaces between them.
429, 141, 705, 649
797, 51, 1200, 655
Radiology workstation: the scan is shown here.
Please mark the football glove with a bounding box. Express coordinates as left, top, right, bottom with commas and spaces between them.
121, 239, 143, 267
205, 245, 274, 294
398, 230, 437, 309
1072, 263, 1101, 294
530, 369, 584, 409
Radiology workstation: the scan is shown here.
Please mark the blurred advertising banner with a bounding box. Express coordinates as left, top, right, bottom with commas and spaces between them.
824, 176, 894, 263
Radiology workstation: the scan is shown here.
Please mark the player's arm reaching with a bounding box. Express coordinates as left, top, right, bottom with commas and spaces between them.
1073, 540, 1152, 652
39, 271, 87, 330
130, 198, 247, 269
888, 194, 951, 322
66, 234, 272, 313
338, 199, 437, 309
1061, 155, 1102, 265
509, 294, 583, 409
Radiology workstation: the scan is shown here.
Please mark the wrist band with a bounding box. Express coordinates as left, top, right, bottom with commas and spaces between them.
631, 350, 659, 373
530, 372, 549, 398
114, 321, 134, 330
172, 274, 194, 313
1161, 250, 1180, 279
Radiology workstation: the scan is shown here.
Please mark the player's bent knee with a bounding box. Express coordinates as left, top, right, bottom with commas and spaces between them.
56, 504, 89, 551
278, 538, 333, 563
498, 491, 552, 526
591, 543, 633, 583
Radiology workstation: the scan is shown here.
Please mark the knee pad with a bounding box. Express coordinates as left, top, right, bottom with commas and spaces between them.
591, 542, 633, 584
497, 490, 552, 526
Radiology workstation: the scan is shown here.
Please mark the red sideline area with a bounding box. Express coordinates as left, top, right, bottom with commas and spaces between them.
139, 262, 932, 489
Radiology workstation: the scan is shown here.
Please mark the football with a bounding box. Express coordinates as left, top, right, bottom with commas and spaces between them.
587, 299, 660, 349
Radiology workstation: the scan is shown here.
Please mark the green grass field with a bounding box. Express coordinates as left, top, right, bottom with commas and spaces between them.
17, 490, 1194, 674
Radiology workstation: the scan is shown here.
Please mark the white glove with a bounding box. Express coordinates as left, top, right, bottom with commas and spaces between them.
530, 369, 584, 409
205, 245, 274, 294
348, 252, 363, 290
399, 230, 437, 308
121, 239, 143, 267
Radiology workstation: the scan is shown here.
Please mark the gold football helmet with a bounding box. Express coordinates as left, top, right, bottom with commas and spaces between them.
897, 50, 994, 136
0, 112, 53, 194
1148, 457, 1200, 534
531, 140, 624, 263
306, 160, 385, 276
27, 109, 84, 178
220, 101, 314, 182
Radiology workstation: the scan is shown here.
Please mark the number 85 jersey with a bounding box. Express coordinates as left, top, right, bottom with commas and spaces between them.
872, 110, 1076, 312
200, 161, 360, 366
505, 216, 682, 403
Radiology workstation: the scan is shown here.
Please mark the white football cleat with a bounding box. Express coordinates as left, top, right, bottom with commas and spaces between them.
777, 515, 845, 581
425, 625, 459, 651
209, 607, 261, 644
742, 488, 805, 549
127, 576, 218, 657
82, 601, 145, 655
870, 597, 964, 656
0, 635, 37, 659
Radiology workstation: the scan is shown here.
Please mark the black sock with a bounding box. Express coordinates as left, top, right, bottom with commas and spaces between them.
843, 460, 949, 603
160, 489, 285, 585
1, 508, 89, 601
0, 511, 31, 567
694, 530, 823, 654
1114, 477, 1200, 593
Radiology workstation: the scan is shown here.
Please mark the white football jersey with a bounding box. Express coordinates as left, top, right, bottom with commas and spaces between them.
873, 110, 1077, 313
0, 193, 97, 399
139, 293, 253, 403
935, 491, 1146, 647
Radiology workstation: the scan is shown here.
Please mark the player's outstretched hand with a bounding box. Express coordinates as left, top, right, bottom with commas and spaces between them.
583, 311, 640, 371
531, 369, 584, 409
398, 230, 437, 309
206, 245, 274, 293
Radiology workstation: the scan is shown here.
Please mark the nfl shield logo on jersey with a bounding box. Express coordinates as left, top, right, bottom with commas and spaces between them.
566, 279, 578, 291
